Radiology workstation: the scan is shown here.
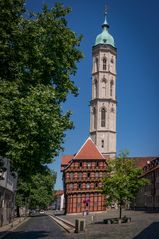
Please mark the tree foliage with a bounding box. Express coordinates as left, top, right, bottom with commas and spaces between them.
16, 168, 56, 209
102, 152, 149, 218
0, 0, 83, 178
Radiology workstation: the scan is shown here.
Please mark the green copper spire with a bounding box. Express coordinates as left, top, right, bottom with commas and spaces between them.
95, 7, 115, 47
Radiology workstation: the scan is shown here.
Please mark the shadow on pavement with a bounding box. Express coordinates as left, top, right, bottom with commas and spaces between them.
133, 222, 159, 239
2, 230, 49, 239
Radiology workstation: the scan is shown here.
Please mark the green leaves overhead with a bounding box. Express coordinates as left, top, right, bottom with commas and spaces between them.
0, 1, 83, 178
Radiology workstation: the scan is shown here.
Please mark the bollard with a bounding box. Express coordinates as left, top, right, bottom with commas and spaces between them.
75, 218, 86, 233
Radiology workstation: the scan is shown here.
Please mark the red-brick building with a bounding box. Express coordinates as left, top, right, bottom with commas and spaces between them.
61, 137, 107, 214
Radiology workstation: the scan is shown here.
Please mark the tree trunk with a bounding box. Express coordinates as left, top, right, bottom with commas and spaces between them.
119, 204, 122, 219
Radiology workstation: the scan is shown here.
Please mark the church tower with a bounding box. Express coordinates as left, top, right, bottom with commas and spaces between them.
90, 10, 117, 158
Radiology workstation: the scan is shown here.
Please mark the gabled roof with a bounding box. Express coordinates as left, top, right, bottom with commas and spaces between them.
61, 155, 73, 166
73, 137, 105, 160
130, 157, 156, 168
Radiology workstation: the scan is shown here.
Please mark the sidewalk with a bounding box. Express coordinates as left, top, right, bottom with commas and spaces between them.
0, 217, 29, 239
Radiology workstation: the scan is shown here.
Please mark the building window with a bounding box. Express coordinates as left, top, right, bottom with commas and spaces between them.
101, 78, 107, 98
101, 140, 104, 148
70, 172, 74, 180
101, 108, 106, 127
87, 172, 90, 178
87, 162, 91, 168
111, 57, 114, 63
93, 107, 97, 129
78, 183, 81, 189
94, 79, 98, 98
70, 184, 73, 190
110, 80, 114, 97
95, 172, 99, 178
96, 162, 99, 167
86, 183, 90, 189
77, 203, 81, 208
103, 58, 107, 71
95, 182, 98, 188
96, 58, 99, 72
80, 162, 82, 167
78, 172, 82, 179
86, 193, 89, 198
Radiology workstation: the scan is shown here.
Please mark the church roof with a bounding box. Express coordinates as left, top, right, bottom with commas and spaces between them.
73, 137, 105, 160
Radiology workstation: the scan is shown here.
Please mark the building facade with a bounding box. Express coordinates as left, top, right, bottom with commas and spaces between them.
61, 138, 107, 214
0, 157, 17, 227
90, 12, 117, 158
134, 157, 159, 209
53, 190, 65, 211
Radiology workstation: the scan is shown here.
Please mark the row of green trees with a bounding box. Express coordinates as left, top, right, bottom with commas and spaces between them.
0, 0, 83, 212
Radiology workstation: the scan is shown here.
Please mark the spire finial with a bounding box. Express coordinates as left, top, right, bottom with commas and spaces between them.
104, 4, 108, 18
102, 4, 109, 29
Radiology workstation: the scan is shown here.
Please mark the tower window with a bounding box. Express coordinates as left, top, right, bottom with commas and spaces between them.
101, 78, 107, 98
103, 58, 107, 71
94, 79, 98, 98
101, 140, 104, 148
110, 80, 114, 97
101, 108, 106, 127
93, 107, 97, 129
95, 58, 99, 72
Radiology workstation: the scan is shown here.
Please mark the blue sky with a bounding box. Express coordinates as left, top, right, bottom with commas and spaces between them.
26, 0, 159, 189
